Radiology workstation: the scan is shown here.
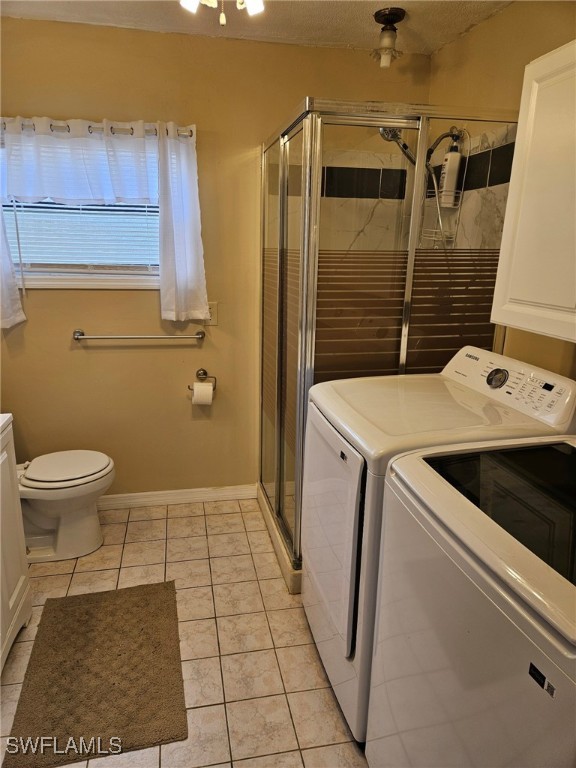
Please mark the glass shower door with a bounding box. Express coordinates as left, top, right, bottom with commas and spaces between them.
260, 139, 280, 511
279, 128, 304, 550
260, 128, 304, 557
314, 122, 419, 383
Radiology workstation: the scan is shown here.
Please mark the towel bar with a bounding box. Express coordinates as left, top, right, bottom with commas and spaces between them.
73, 329, 205, 342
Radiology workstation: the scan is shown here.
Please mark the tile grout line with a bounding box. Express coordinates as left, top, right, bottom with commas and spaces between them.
209, 500, 238, 768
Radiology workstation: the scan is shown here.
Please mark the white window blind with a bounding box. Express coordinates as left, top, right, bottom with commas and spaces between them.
3, 201, 159, 275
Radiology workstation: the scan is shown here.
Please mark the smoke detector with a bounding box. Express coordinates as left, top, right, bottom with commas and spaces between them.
372, 7, 406, 68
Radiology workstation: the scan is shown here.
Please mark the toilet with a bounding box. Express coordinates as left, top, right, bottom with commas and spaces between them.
18, 450, 115, 563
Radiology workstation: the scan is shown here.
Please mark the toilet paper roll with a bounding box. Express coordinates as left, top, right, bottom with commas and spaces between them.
192, 381, 214, 405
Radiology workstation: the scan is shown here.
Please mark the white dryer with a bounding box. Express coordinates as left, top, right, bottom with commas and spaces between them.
366, 435, 575, 767
301, 346, 576, 742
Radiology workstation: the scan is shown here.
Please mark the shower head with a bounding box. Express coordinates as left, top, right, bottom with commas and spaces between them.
378, 127, 416, 166
379, 127, 402, 142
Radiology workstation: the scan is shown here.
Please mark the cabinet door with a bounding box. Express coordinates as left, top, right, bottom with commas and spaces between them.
491, 41, 576, 342
1, 421, 31, 669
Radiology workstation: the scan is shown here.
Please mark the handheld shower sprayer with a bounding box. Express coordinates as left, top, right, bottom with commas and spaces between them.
379, 127, 416, 166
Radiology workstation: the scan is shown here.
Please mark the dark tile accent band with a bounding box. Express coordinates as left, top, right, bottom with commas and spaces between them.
489, 142, 515, 187
324, 166, 381, 199
462, 150, 491, 191
323, 167, 407, 200
380, 169, 407, 200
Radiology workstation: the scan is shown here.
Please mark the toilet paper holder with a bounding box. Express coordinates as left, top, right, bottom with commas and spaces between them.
188, 368, 217, 392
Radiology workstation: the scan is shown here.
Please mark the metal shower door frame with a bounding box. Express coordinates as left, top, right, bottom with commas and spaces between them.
273, 124, 303, 558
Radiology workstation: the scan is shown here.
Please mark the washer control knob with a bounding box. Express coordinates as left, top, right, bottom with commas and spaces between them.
486, 368, 509, 389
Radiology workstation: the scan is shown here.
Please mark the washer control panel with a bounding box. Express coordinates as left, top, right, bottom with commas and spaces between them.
442, 346, 576, 427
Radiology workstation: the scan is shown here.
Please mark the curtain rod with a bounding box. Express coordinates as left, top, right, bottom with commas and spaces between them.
3, 119, 193, 138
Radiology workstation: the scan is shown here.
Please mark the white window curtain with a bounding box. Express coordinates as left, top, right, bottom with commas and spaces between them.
0, 116, 209, 321
158, 122, 208, 321
1, 206, 26, 329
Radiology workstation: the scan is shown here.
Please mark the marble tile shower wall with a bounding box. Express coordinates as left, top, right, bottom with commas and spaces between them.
423, 123, 518, 249
275, 152, 413, 253
315, 124, 517, 252
319, 150, 411, 252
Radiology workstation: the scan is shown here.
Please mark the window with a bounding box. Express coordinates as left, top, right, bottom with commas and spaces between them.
3, 201, 160, 288
1, 117, 209, 320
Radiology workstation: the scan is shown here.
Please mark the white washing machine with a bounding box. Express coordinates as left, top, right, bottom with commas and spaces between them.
301, 346, 576, 742
366, 435, 576, 767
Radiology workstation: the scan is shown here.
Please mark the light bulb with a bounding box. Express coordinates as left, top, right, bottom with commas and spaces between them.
219, 10, 227, 24
180, 0, 201, 12
380, 51, 393, 68
245, 0, 264, 15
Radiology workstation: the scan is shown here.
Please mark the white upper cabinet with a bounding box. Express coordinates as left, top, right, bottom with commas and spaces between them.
491, 41, 576, 342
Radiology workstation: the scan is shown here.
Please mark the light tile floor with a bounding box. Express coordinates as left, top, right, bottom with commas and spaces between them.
1, 499, 368, 768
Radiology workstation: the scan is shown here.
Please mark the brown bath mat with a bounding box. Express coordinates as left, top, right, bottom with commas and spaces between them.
4, 581, 188, 768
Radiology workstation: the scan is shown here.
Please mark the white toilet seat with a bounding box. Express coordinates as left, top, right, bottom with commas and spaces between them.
20, 450, 113, 490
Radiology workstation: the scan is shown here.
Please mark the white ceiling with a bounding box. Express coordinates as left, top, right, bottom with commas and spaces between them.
1, 0, 511, 55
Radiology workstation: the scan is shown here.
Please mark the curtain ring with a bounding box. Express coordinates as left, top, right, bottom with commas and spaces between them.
189, 129, 194, 137
130, 127, 134, 135
49, 123, 54, 132
88, 125, 93, 134
67, 124, 71, 133
110, 126, 115, 135
32, 123, 36, 132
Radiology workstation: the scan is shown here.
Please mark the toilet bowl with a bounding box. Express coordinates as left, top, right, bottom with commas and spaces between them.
18, 450, 115, 563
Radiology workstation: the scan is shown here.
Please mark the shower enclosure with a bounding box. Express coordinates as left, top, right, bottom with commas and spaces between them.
259, 98, 517, 574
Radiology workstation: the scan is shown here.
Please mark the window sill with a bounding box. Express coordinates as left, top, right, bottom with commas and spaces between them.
17, 273, 160, 290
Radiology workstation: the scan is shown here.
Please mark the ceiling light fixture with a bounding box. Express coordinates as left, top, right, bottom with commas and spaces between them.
372, 7, 405, 68
180, 0, 264, 27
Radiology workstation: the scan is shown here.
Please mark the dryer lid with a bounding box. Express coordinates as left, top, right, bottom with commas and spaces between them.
22, 450, 111, 483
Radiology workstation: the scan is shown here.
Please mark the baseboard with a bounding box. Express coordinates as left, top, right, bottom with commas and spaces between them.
98, 484, 258, 510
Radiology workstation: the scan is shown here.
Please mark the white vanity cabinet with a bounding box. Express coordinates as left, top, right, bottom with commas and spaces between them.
491, 40, 576, 342
1, 414, 32, 671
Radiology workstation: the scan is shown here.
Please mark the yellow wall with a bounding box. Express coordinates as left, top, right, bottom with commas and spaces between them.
429, 1, 576, 378
0, 18, 429, 493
